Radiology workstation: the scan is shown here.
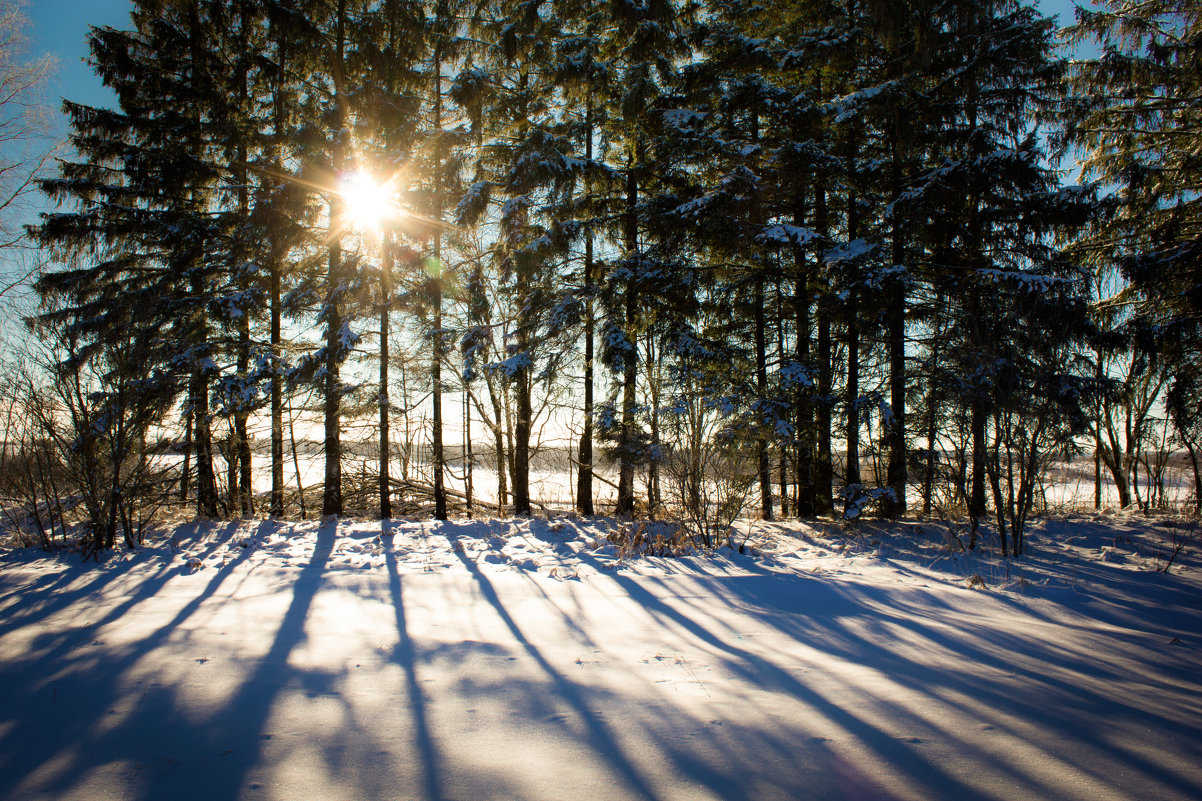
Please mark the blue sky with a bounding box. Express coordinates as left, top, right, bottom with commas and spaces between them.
26, 0, 130, 114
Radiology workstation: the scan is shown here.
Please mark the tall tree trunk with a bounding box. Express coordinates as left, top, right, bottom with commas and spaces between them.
755, 274, 773, 520
965, 3, 988, 540
1094, 346, 1103, 509
645, 334, 661, 518
814, 179, 833, 516
921, 287, 945, 517
750, 106, 773, 521
233, 0, 253, 517
378, 0, 401, 521
321, 0, 349, 518
844, 125, 861, 501
793, 197, 815, 518
234, 222, 252, 512
180, 409, 193, 504
186, 1, 216, 519
576, 102, 595, 516
776, 292, 789, 519
512, 70, 534, 518
577, 227, 596, 515
464, 389, 474, 518
514, 336, 532, 516
615, 146, 640, 517
431, 54, 448, 521
485, 375, 508, 513
191, 275, 218, 518
884, 112, 907, 518
380, 231, 393, 519
192, 371, 218, 517
969, 392, 988, 531
268, 26, 287, 519
270, 251, 284, 516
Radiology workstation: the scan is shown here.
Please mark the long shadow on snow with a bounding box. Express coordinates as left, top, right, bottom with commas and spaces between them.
382, 519, 443, 801
0, 521, 234, 641
125, 517, 338, 801
0, 520, 270, 800
637, 554, 1202, 800
439, 519, 664, 801
574, 548, 995, 799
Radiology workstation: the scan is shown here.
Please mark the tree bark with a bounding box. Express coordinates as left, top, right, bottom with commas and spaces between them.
615, 146, 640, 517
431, 53, 447, 521
814, 180, 833, 516
844, 126, 861, 499
321, 0, 349, 518
268, 24, 287, 519
793, 202, 815, 518
576, 103, 595, 516
380, 231, 392, 519
755, 274, 773, 520
883, 112, 907, 518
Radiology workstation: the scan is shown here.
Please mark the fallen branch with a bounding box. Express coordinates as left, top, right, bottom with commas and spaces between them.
388, 476, 555, 514
566, 456, 620, 491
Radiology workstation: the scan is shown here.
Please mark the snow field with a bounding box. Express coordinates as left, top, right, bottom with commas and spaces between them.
0, 513, 1199, 801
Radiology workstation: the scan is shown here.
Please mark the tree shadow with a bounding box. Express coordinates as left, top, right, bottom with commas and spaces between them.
437, 519, 665, 801
0, 519, 271, 799
382, 518, 442, 801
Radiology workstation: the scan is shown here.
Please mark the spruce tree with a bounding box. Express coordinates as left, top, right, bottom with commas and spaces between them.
1063, 1, 1202, 466
37, 0, 234, 519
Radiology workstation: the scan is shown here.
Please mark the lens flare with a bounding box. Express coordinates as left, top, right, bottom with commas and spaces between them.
341, 171, 393, 231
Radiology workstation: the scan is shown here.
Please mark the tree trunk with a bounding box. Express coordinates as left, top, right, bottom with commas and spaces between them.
969, 392, 988, 531
268, 26, 287, 519
1094, 346, 1103, 509
380, 231, 392, 519
1183, 438, 1202, 516
814, 179, 833, 516
576, 104, 595, 516
180, 409, 193, 504
883, 113, 907, 518
750, 107, 773, 521
486, 377, 508, 513
464, 390, 474, 518
646, 334, 662, 518
514, 350, 532, 516
843, 126, 861, 502
792, 212, 815, 518
234, 0, 253, 517
615, 147, 640, 517
431, 54, 447, 521
776, 293, 789, 519
270, 252, 284, 517
322, 0, 349, 518
921, 288, 945, 517
186, 2, 216, 520
577, 228, 595, 515
755, 275, 773, 520
192, 368, 217, 517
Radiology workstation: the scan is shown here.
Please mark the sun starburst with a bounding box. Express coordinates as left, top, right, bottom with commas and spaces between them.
341, 170, 395, 231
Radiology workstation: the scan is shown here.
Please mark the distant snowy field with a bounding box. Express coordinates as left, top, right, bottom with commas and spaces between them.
1, 513, 1200, 801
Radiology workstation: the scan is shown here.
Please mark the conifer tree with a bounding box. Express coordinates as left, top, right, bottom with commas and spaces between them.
37, 0, 234, 518
1063, 1, 1202, 463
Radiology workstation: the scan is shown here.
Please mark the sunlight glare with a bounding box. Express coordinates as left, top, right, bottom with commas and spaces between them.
341, 171, 394, 231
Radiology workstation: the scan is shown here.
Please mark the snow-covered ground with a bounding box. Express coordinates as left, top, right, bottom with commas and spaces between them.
1, 512, 1199, 801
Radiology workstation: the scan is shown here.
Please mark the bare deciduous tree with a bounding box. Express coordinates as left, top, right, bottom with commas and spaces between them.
0, 0, 56, 302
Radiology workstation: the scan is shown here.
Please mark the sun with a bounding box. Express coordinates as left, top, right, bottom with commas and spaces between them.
340, 170, 394, 231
